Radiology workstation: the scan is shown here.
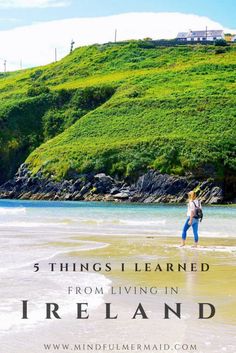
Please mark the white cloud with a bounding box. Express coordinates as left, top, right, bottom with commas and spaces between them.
0, 0, 70, 8
0, 12, 235, 71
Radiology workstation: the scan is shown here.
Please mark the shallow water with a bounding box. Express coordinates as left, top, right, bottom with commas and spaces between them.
0, 199, 236, 353
0, 199, 236, 237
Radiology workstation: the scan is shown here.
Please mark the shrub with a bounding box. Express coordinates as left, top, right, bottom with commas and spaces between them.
27, 84, 50, 97
215, 47, 227, 54
71, 86, 115, 110
215, 39, 228, 47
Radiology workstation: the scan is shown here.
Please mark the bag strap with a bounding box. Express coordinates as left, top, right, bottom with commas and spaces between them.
192, 200, 199, 208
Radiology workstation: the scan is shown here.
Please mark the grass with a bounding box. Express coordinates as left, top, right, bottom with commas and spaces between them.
0, 41, 235, 195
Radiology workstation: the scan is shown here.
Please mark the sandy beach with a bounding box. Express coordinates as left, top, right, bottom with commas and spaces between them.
0, 200, 236, 353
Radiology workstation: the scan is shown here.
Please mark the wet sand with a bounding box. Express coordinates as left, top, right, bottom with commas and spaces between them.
2, 234, 236, 353
1, 201, 236, 353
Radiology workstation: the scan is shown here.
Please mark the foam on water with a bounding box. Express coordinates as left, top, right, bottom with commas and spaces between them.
81, 218, 166, 226
0, 239, 110, 273
172, 245, 236, 253
0, 207, 26, 215
0, 271, 111, 334
0, 221, 69, 228
120, 219, 166, 226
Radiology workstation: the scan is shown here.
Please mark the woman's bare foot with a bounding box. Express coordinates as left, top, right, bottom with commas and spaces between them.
192, 243, 198, 248
180, 241, 185, 247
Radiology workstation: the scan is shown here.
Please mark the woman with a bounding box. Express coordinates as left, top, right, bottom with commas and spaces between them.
181, 190, 201, 248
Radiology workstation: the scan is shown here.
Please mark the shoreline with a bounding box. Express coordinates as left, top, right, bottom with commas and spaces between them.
1, 196, 236, 208
1, 198, 235, 207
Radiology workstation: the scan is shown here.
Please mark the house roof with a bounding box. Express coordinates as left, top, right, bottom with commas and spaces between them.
190, 30, 224, 37
176, 32, 188, 39
176, 30, 224, 39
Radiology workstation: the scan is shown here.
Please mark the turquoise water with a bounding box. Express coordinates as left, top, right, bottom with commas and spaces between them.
0, 199, 236, 238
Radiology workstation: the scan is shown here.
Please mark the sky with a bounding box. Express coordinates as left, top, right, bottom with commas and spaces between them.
0, 0, 235, 71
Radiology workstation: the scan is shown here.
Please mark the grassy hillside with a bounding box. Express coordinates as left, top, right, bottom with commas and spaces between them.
0, 41, 235, 194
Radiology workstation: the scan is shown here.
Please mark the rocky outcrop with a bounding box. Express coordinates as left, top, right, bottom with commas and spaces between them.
0, 164, 225, 204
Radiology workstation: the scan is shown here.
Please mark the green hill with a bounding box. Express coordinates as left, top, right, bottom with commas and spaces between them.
0, 41, 235, 195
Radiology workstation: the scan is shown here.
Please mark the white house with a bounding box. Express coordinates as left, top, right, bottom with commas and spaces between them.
231, 35, 236, 42
176, 30, 224, 42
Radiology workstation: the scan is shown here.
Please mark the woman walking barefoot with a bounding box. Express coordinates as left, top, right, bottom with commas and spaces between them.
181, 191, 202, 248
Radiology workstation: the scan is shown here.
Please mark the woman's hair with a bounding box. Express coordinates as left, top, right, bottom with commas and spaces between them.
188, 190, 197, 201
